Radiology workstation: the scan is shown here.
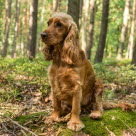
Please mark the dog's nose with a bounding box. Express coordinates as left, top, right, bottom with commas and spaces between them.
41, 32, 48, 39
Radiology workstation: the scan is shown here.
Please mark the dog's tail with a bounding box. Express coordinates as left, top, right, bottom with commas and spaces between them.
102, 101, 136, 111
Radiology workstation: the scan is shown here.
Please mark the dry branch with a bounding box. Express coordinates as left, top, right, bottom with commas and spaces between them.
4, 116, 38, 136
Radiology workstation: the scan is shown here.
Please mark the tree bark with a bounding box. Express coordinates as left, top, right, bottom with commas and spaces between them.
86, 0, 96, 59
94, 0, 110, 63
37, 1, 46, 54
53, 0, 59, 12
126, 0, 136, 59
1, 0, 12, 57
22, 0, 30, 57
79, 0, 83, 21
28, 0, 38, 60
117, 0, 130, 59
132, 43, 136, 65
11, 0, 20, 58
68, 0, 80, 29
80, 0, 89, 52
131, 0, 136, 65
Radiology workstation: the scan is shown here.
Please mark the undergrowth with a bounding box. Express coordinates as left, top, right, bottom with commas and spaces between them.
93, 58, 136, 99
0, 57, 50, 102
0, 57, 136, 102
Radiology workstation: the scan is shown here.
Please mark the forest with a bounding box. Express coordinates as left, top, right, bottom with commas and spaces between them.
0, 0, 136, 136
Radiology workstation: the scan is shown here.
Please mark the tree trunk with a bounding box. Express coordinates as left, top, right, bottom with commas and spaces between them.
117, 0, 130, 59
131, 0, 136, 65
68, 0, 80, 29
23, 0, 30, 57
79, 0, 83, 21
80, 0, 89, 52
86, 0, 96, 59
11, 0, 20, 58
1, 0, 12, 57
37, 2, 46, 54
126, 0, 136, 59
94, 0, 110, 63
53, 0, 59, 12
132, 43, 136, 65
28, 0, 38, 60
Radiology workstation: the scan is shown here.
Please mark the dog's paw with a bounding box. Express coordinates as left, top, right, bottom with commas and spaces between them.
90, 111, 102, 119
44, 113, 59, 124
67, 120, 85, 131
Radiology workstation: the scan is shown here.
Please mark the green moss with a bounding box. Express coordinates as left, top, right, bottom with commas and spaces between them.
103, 109, 136, 135
59, 128, 74, 136
57, 109, 136, 136
14, 112, 47, 124
82, 116, 108, 136
10, 108, 136, 136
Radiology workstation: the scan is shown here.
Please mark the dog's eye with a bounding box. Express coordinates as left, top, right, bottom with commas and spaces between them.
56, 22, 62, 27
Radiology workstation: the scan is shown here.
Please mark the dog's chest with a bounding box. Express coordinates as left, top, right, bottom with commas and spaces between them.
48, 65, 79, 100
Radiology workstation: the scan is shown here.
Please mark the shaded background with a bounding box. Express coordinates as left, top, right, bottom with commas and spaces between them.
0, 0, 136, 64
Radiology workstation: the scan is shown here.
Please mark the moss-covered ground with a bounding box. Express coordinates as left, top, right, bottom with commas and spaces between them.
11, 109, 136, 136
0, 57, 136, 135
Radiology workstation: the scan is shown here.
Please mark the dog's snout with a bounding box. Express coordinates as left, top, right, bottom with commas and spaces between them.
41, 32, 48, 39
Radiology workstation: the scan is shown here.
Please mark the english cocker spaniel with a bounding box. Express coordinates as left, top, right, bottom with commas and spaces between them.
41, 12, 104, 131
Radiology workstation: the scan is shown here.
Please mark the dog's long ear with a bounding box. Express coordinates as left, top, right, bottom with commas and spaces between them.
61, 24, 81, 64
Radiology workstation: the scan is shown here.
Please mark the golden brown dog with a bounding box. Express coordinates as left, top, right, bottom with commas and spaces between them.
41, 12, 104, 131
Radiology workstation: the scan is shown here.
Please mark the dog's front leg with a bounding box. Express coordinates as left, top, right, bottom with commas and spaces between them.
45, 92, 61, 123
67, 88, 85, 131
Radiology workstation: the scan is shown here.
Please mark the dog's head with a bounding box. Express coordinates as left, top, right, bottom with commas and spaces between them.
41, 12, 78, 45
41, 12, 84, 64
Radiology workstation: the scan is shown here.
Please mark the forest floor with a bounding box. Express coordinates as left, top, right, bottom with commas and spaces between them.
0, 57, 136, 136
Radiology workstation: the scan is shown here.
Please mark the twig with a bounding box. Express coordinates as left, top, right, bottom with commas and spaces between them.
116, 116, 136, 135
1, 122, 16, 136
13, 106, 28, 118
20, 129, 28, 136
105, 126, 116, 136
56, 113, 71, 123
56, 127, 63, 136
4, 116, 38, 136
108, 115, 136, 135
24, 120, 33, 126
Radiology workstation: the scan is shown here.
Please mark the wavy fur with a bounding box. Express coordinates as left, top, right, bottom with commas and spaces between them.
41, 12, 104, 132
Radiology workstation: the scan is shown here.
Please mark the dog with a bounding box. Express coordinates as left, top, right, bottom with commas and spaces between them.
41, 12, 104, 131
